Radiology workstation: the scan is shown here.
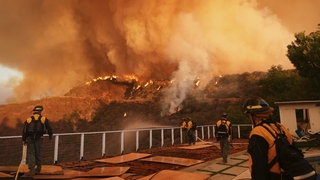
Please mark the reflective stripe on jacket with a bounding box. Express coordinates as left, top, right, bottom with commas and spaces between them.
248, 122, 293, 174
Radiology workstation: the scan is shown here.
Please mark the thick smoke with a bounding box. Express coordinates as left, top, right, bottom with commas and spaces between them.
0, 0, 319, 115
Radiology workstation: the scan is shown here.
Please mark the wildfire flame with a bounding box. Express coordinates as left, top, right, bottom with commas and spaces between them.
85, 74, 139, 85
215, 75, 222, 85
195, 77, 200, 87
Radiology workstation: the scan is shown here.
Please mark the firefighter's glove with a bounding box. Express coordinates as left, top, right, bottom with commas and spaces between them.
227, 136, 231, 142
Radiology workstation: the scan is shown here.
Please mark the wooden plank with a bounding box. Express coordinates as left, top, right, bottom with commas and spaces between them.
178, 144, 213, 149
138, 170, 210, 180
140, 156, 203, 166
95, 153, 152, 164
86, 167, 130, 177
0, 171, 13, 177
71, 177, 123, 180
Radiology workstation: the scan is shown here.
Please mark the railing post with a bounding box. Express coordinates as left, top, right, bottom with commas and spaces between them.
80, 134, 84, 160
207, 126, 210, 139
53, 135, 59, 164
121, 131, 124, 154
136, 130, 139, 151
149, 130, 152, 149
213, 125, 216, 138
180, 128, 183, 143
195, 129, 198, 141
102, 133, 106, 157
161, 129, 164, 147
201, 126, 204, 139
237, 125, 241, 138
171, 128, 174, 145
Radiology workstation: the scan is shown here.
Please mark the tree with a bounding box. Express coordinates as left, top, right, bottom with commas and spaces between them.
286, 26, 320, 88
258, 65, 305, 101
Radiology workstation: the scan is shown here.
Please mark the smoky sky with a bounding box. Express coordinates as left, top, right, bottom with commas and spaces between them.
0, 0, 319, 115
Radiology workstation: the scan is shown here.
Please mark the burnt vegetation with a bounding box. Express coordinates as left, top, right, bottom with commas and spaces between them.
1, 66, 319, 136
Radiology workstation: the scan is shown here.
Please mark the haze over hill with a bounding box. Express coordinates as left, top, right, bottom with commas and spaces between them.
0, 71, 258, 132
0, 0, 319, 117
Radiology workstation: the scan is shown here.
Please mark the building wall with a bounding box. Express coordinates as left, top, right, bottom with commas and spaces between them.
276, 101, 320, 137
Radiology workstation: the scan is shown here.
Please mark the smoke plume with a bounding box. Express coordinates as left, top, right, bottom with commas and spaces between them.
0, 0, 319, 115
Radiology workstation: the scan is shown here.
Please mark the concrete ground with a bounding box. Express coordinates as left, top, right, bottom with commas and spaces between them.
181, 147, 320, 180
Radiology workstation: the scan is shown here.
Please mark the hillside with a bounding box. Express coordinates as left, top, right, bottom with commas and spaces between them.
0, 72, 266, 136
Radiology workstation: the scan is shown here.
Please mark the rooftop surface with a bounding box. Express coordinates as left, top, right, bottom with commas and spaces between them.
1, 139, 319, 180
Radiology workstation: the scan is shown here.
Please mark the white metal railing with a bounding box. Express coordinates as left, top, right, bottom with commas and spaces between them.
0, 124, 252, 165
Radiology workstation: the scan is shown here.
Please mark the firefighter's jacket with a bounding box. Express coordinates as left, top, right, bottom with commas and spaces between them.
248, 120, 293, 176
187, 120, 193, 131
22, 113, 53, 141
180, 121, 187, 129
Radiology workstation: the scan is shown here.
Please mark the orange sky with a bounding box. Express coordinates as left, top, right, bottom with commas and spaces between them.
0, 0, 319, 114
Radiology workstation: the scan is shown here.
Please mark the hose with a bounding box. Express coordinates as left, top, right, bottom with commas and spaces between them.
15, 144, 27, 180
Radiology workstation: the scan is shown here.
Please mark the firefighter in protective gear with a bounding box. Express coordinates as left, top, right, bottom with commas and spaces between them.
22, 105, 53, 176
243, 97, 316, 180
215, 112, 232, 163
187, 117, 196, 145
180, 118, 188, 143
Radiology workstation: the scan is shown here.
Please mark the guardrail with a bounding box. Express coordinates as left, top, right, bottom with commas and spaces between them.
0, 124, 252, 166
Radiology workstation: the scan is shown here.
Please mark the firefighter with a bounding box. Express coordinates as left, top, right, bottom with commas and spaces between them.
22, 105, 53, 176
180, 118, 188, 143
187, 117, 196, 145
243, 97, 316, 180
215, 112, 232, 163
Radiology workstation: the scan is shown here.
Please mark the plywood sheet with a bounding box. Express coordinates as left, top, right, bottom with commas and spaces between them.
138, 170, 210, 180
0, 171, 12, 177
32, 167, 129, 179
34, 165, 64, 175
140, 156, 203, 166
33, 174, 75, 179
0, 166, 17, 173
37, 169, 86, 179
2, 165, 64, 176
178, 144, 213, 149
95, 153, 151, 164
86, 167, 130, 177
72, 177, 123, 180
63, 169, 87, 176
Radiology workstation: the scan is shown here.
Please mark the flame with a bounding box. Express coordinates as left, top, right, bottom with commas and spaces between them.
177, 107, 181, 112
123, 74, 138, 82
86, 75, 115, 85
157, 86, 161, 90
195, 80, 200, 86
215, 75, 222, 85
195, 77, 200, 87
124, 112, 127, 117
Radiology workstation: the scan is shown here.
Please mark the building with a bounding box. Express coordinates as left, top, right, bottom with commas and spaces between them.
275, 100, 320, 138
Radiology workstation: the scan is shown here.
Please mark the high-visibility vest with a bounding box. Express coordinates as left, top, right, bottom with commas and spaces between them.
248, 122, 293, 174
216, 119, 230, 134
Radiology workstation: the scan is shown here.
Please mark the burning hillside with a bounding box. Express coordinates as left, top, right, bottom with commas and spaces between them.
0, 73, 245, 135
2, 0, 319, 108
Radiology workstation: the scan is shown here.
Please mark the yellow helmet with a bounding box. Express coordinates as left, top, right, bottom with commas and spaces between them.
243, 97, 274, 114
32, 105, 43, 112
